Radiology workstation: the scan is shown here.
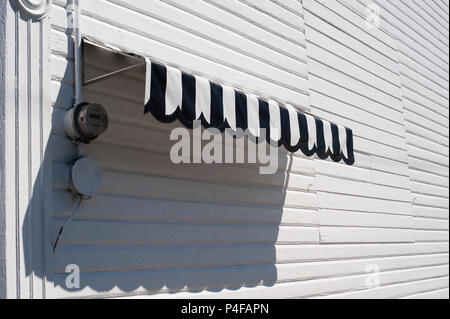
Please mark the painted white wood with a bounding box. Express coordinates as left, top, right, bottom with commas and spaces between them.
52, 190, 319, 227
0, 0, 7, 300
310, 94, 407, 149
404, 108, 449, 144
317, 276, 449, 299
319, 210, 414, 229
52, 164, 318, 209
14, 0, 52, 19
402, 288, 450, 299
115, 0, 308, 77
52, 243, 449, 275
359, 0, 449, 81
114, 267, 449, 299
271, 0, 304, 17
319, 227, 415, 243
1, 0, 52, 299
315, 175, 412, 203
54, 220, 320, 246
379, 1, 448, 65
304, 0, 447, 299
178, 0, 307, 52
50, 253, 449, 298
238, 0, 305, 32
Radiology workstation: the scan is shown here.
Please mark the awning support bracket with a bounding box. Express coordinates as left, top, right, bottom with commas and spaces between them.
82, 61, 146, 87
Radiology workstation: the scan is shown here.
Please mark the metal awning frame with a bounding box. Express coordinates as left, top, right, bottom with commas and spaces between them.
81, 37, 146, 87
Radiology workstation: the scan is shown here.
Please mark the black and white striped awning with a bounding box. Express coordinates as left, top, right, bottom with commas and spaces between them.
144, 61, 354, 165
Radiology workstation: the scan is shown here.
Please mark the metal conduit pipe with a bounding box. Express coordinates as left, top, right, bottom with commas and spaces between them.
72, 0, 83, 106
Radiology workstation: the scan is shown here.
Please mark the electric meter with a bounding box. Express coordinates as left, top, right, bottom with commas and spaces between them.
64, 102, 109, 143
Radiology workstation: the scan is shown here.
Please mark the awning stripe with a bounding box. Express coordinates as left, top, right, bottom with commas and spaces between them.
323, 120, 333, 154
222, 85, 236, 130
144, 61, 355, 165
305, 114, 317, 152
268, 100, 281, 142
165, 66, 182, 116
181, 72, 196, 123
195, 75, 211, 124
287, 104, 300, 148
338, 124, 348, 159
247, 94, 260, 137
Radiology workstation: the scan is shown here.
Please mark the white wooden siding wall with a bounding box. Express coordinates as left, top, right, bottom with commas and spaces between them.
44, 0, 449, 298
303, 0, 449, 299
0, 0, 6, 299
352, 0, 450, 299
2, 1, 53, 299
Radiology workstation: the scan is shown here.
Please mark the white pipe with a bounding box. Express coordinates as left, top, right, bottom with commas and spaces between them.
73, 0, 83, 105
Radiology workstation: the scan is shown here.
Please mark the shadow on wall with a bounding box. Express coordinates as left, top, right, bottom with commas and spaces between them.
23, 13, 291, 296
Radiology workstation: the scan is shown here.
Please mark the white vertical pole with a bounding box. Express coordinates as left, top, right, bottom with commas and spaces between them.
73, 0, 83, 105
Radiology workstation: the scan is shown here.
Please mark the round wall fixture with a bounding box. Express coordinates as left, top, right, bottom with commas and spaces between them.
69, 157, 102, 199
15, 0, 52, 19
